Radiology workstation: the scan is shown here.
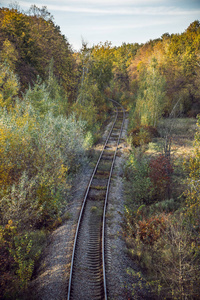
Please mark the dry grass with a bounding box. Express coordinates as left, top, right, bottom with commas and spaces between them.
90, 185, 107, 190
144, 117, 198, 199
146, 117, 197, 158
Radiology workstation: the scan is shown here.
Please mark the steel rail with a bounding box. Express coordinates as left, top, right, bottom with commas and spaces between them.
67, 100, 121, 300
102, 99, 125, 299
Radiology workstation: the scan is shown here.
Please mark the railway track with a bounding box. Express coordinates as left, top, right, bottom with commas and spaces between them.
67, 99, 125, 300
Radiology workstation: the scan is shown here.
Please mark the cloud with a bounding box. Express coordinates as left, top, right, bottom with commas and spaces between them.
16, 0, 167, 5
17, 1, 200, 16
62, 0, 166, 4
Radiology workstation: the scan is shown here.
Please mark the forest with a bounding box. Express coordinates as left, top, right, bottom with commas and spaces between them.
0, 5, 200, 299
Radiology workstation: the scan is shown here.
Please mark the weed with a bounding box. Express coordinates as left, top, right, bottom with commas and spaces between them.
90, 206, 98, 212
90, 185, 107, 190
62, 211, 72, 222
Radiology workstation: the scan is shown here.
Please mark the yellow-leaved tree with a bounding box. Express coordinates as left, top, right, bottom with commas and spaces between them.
0, 62, 19, 110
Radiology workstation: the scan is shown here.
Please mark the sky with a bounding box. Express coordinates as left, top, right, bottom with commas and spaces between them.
1, 0, 200, 51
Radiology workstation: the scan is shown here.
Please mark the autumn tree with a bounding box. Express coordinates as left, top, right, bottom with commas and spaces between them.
88, 42, 114, 92
134, 58, 166, 127
0, 61, 19, 110
0, 7, 76, 100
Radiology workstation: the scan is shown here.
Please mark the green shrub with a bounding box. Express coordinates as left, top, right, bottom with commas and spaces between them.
125, 151, 152, 205
0, 221, 46, 298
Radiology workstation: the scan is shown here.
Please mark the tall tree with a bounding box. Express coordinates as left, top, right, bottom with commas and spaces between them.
0, 7, 76, 100
134, 58, 166, 127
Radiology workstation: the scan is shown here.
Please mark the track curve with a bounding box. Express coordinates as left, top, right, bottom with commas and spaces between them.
67, 99, 125, 300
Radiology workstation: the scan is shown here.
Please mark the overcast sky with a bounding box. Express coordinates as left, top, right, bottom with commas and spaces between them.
1, 0, 200, 51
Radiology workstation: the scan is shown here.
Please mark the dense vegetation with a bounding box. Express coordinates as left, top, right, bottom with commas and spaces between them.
120, 21, 200, 299
0, 6, 112, 298
0, 4, 200, 299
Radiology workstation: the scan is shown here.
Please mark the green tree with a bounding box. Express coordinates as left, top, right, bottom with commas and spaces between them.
0, 61, 19, 110
134, 58, 166, 127
46, 58, 69, 116
0, 7, 76, 99
89, 42, 113, 92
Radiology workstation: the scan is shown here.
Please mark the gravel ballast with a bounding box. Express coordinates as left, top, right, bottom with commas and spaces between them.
28, 114, 147, 299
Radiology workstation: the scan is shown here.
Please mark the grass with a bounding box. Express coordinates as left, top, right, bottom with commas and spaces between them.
146, 118, 197, 155
90, 185, 107, 190
95, 170, 110, 179
90, 206, 98, 212
61, 211, 72, 222
88, 191, 106, 201
98, 161, 112, 171
103, 150, 114, 156
145, 117, 197, 198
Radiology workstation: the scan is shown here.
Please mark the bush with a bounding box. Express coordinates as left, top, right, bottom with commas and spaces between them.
0, 82, 91, 297
185, 115, 200, 229
137, 214, 168, 245
0, 106, 88, 229
0, 221, 46, 298
149, 154, 174, 200
128, 125, 159, 147
125, 151, 174, 205
125, 151, 152, 205
154, 215, 200, 299
123, 210, 200, 299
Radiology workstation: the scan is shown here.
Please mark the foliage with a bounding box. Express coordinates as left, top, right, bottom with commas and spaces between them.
123, 205, 200, 298
0, 100, 87, 224
0, 7, 76, 99
0, 73, 89, 297
73, 42, 113, 134
149, 154, 174, 200
89, 42, 114, 92
1, 7, 200, 298
0, 61, 19, 110
128, 125, 159, 147
75, 81, 107, 129
0, 220, 46, 297
125, 150, 174, 205
136, 214, 168, 245
46, 58, 69, 116
135, 58, 166, 127
124, 116, 200, 299
185, 115, 200, 228
125, 151, 152, 205
125, 20, 200, 144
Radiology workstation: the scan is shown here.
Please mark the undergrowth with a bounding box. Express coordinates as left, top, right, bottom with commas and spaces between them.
0, 62, 111, 298
123, 116, 200, 299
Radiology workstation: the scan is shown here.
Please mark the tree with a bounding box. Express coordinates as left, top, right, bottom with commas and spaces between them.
0, 7, 76, 99
0, 39, 18, 69
89, 42, 113, 92
134, 58, 166, 127
0, 61, 19, 110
